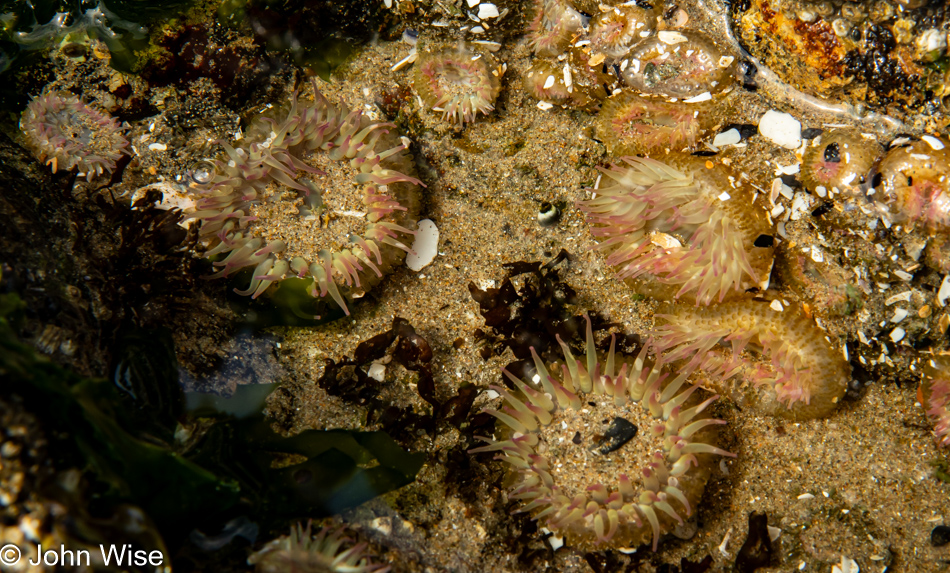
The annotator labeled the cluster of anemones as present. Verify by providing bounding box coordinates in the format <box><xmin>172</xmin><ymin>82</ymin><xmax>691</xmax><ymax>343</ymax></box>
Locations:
<box><xmin>248</xmin><ymin>522</ymin><xmax>390</xmax><ymax>573</ymax></box>
<box><xmin>471</xmin><ymin>315</ymin><xmax>733</xmax><ymax>550</ymax></box>
<box><xmin>411</xmin><ymin>46</ymin><xmax>501</xmax><ymax>125</ymax></box>
<box><xmin>577</xmin><ymin>154</ymin><xmax>774</xmax><ymax>306</ymax></box>
<box><xmin>652</xmin><ymin>299</ymin><xmax>851</xmax><ymax>420</ymax></box>
<box><xmin>19</xmin><ymin>91</ymin><xmax>130</xmax><ymax>180</ymax></box>
<box><xmin>190</xmin><ymin>79</ymin><xmax>422</xmax><ymax>315</ymax></box>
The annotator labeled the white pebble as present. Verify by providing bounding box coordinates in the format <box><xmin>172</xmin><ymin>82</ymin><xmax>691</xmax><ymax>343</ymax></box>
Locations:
<box><xmin>466</xmin><ymin>0</ymin><xmax>478</xmax><ymax>6</ymax></box>
<box><xmin>939</xmin><ymin>275</ymin><xmax>950</xmax><ymax>307</ymax></box>
<box><xmin>770</xmin><ymin>300</ymin><xmax>784</xmax><ymax>312</ymax></box>
<box><xmin>713</xmin><ymin>128</ymin><xmax>741</xmax><ymax>147</ymax></box>
<box><xmin>758</xmin><ymin>110</ymin><xmax>802</xmax><ymax>149</ymax></box>
<box><xmin>148</xmin><ymin>142</ymin><xmax>167</xmax><ymax>152</ymax></box>
<box><xmin>923</xmin><ymin>134</ymin><xmax>946</xmax><ymax>151</ymax></box>
<box><xmin>891</xmin><ymin>308</ymin><xmax>909</xmax><ymax>323</ymax></box>
<box><xmin>477</xmin><ymin>2</ymin><xmax>499</xmax><ymax>18</ymax></box>
<box><xmin>406</xmin><ymin>219</ymin><xmax>439</xmax><ymax>271</ymax></box>
<box><xmin>890</xmin><ymin>327</ymin><xmax>905</xmax><ymax>343</ymax></box>
<box><xmin>367</xmin><ymin>362</ymin><xmax>386</xmax><ymax>382</ymax></box>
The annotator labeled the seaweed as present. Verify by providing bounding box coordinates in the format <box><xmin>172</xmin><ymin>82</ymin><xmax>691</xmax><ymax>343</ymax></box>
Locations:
<box><xmin>317</xmin><ymin>316</ymin><xmax>479</xmax><ymax>443</ymax></box>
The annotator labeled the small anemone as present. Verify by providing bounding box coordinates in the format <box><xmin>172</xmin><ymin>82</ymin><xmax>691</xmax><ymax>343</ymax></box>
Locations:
<box><xmin>619</xmin><ymin>31</ymin><xmax>735</xmax><ymax>100</ymax></box>
<box><xmin>524</xmin><ymin>58</ymin><xmax>573</xmax><ymax>105</ymax></box>
<box><xmin>19</xmin><ymin>91</ymin><xmax>130</xmax><ymax>180</ymax></box>
<box><xmin>470</xmin><ymin>315</ymin><xmax>733</xmax><ymax>551</ymax></box>
<box><xmin>248</xmin><ymin>522</ymin><xmax>390</xmax><ymax>573</ymax></box>
<box><xmin>653</xmin><ymin>299</ymin><xmax>851</xmax><ymax>419</ymax></box>
<box><xmin>577</xmin><ymin>154</ymin><xmax>774</xmax><ymax>306</ymax></box>
<box><xmin>871</xmin><ymin>137</ymin><xmax>950</xmax><ymax>233</ymax></box>
<box><xmin>189</xmin><ymin>79</ymin><xmax>422</xmax><ymax>316</ymax></box>
<box><xmin>527</xmin><ymin>0</ymin><xmax>585</xmax><ymax>57</ymax></box>
<box><xmin>920</xmin><ymin>356</ymin><xmax>950</xmax><ymax>448</ymax></box>
<box><xmin>800</xmin><ymin>128</ymin><xmax>881</xmax><ymax>198</ymax></box>
<box><xmin>412</xmin><ymin>47</ymin><xmax>501</xmax><ymax>125</ymax></box>
<box><xmin>589</xmin><ymin>4</ymin><xmax>656</xmax><ymax>59</ymax></box>
<box><xmin>596</xmin><ymin>91</ymin><xmax>708</xmax><ymax>156</ymax></box>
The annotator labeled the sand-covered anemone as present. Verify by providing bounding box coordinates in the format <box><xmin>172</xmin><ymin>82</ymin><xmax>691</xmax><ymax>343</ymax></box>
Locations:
<box><xmin>920</xmin><ymin>356</ymin><xmax>950</xmax><ymax>448</ymax></box>
<box><xmin>619</xmin><ymin>31</ymin><xmax>735</xmax><ymax>100</ymax></box>
<box><xmin>190</xmin><ymin>79</ymin><xmax>422</xmax><ymax>315</ymax></box>
<box><xmin>578</xmin><ymin>154</ymin><xmax>774</xmax><ymax>306</ymax></box>
<box><xmin>596</xmin><ymin>92</ymin><xmax>708</xmax><ymax>156</ymax></box>
<box><xmin>19</xmin><ymin>91</ymin><xmax>130</xmax><ymax>180</ymax></box>
<box><xmin>800</xmin><ymin>128</ymin><xmax>881</xmax><ymax>198</ymax></box>
<box><xmin>412</xmin><ymin>47</ymin><xmax>501</xmax><ymax>125</ymax></box>
<box><xmin>527</xmin><ymin>0</ymin><xmax>585</xmax><ymax>57</ymax></box>
<box><xmin>471</xmin><ymin>316</ymin><xmax>733</xmax><ymax>550</ymax></box>
<box><xmin>653</xmin><ymin>299</ymin><xmax>851</xmax><ymax>419</ymax></box>
<box><xmin>524</xmin><ymin>51</ymin><xmax>609</xmax><ymax>110</ymax></box>
<box><xmin>871</xmin><ymin>136</ymin><xmax>950</xmax><ymax>232</ymax></box>
<box><xmin>248</xmin><ymin>522</ymin><xmax>390</xmax><ymax>573</ymax></box>
<box><xmin>589</xmin><ymin>4</ymin><xmax>656</xmax><ymax>59</ymax></box>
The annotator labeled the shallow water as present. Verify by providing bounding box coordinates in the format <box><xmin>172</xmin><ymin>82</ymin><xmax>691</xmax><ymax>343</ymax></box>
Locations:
<box><xmin>2</xmin><ymin>0</ymin><xmax>950</xmax><ymax>571</ymax></box>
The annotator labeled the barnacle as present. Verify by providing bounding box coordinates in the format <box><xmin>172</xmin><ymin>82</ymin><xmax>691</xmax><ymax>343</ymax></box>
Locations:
<box><xmin>412</xmin><ymin>47</ymin><xmax>501</xmax><ymax>125</ymax></box>
<box><xmin>800</xmin><ymin>128</ymin><xmax>881</xmax><ymax>198</ymax></box>
<box><xmin>248</xmin><ymin>522</ymin><xmax>390</xmax><ymax>573</ymax></box>
<box><xmin>620</xmin><ymin>31</ymin><xmax>735</xmax><ymax>100</ymax></box>
<box><xmin>471</xmin><ymin>315</ymin><xmax>733</xmax><ymax>550</ymax></box>
<box><xmin>871</xmin><ymin>137</ymin><xmax>950</xmax><ymax>232</ymax></box>
<box><xmin>653</xmin><ymin>299</ymin><xmax>851</xmax><ymax>419</ymax></box>
<box><xmin>189</xmin><ymin>79</ymin><xmax>422</xmax><ymax>315</ymax></box>
<box><xmin>19</xmin><ymin>91</ymin><xmax>130</xmax><ymax>180</ymax></box>
<box><xmin>596</xmin><ymin>92</ymin><xmax>708</xmax><ymax>156</ymax></box>
<box><xmin>527</xmin><ymin>0</ymin><xmax>585</xmax><ymax>57</ymax></box>
<box><xmin>920</xmin><ymin>356</ymin><xmax>950</xmax><ymax>448</ymax></box>
<box><xmin>578</xmin><ymin>154</ymin><xmax>774</xmax><ymax>306</ymax></box>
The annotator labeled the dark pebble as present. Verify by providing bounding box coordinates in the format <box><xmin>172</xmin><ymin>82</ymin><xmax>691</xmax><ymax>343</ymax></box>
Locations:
<box><xmin>595</xmin><ymin>417</ymin><xmax>638</xmax><ymax>455</ymax></box>
<box><xmin>932</xmin><ymin>525</ymin><xmax>950</xmax><ymax>547</ymax></box>
<box><xmin>723</xmin><ymin>123</ymin><xmax>758</xmax><ymax>140</ymax></box>
<box><xmin>801</xmin><ymin>127</ymin><xmax>823</xmax><ymax>139</ymax></box>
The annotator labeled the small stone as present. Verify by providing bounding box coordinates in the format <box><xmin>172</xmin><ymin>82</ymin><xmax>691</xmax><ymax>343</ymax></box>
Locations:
<box><xmin>758</xmin><ymin>110</ymin><xmax>802</xmax><ymax>149</ymax></box>
<box><xmin>406</xmin><ymin>219</ymin><xmax>439</xmax><ymax>271</ymax></box>
<box><xmin>714</xmin><ymin>128</ymin><xmax>742</xmax><ymax>147</ymax></box>
<box><xmin>931</xmin><ymin>525</ymin><xmax>950</xmax><ymax>547</ymax></box>
<box><xmin>594</xmin><ymin>417</ymin><xmax>637</xmax><ymax>454</ymax></box>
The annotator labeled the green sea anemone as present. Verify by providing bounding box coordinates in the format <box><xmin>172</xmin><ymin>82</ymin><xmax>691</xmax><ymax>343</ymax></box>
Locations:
<box><xmin>872</xmin><ymin>137</ymin><xmax>950</xmax><ymax>233</ymax></box>
<box><xmin>921</xmin><ymin>356</ymin><xmax>950</xmax><ymax>448</ymax></box>
<box><xmin>189</xmin><ymin>79</ymin><xmax>422</xmax><ymax>316</ymax></box>
<box><xmin>800</xmin><ymin>128</ymin><xmax>881</xmax><ymax>198</ymax></box>
<box><xmin>471</xmin><ymin>315</ymin><xmax>733</xmax><ymax>551</ymax></box>
<box><xmin>578</xmin><ymin>154</ymin><xmax>774</xmax><ymax>306</ymax></box>
<box><xmin>653</xmin><ymin>299</ymin><xmax>851</xmax><ymax>419</ymax></box>
<box><xmin>19</xmin><ymin>91</ymin><xmax>130</xmax><ymax>180</ymax></box>
<box><xmin>248</xmin><ymin>522</ymin><xmax>390</xmax><ymax>573</ymax></box>
<box><xmin>412</xmin><ymin>47</ymin><xmax>501</xmax><ymax>125</ymax></box>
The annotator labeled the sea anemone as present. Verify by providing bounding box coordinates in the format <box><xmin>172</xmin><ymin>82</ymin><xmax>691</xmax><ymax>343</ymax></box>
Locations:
<box><xmin>19</xmin><ymin>91</ymin><xmax>130</xmax><ymax>180</ymax></box>
<box><xmin>596</xmin><ymin>92</ymin><xmax>708</xmax><ymax>156</ymax></box>
<box><xmin>412</xmin><ymin>47</ymin><xmax>501</xmax><ymax>125</ymax></box>
<box><xmin>524</xmin><ymin>58</ymin><xmax>573</xmax><ymax>105</ymax></box>
<box><xmin>589</xmin><ymin>5</ymin><xmax>656</xmax><ymax>59</ymax></box>
<box><xmin>471</xmin><ymin>315</ymin><xmax>733</xmax><ymax>550</ymax></box>
<box><xmin>800</xmin><ymin>128</ymin><xmax>881</xmax><ymax>198</ymax></box>
<box><xmin>619</xmin><ymin>31</ymin><xmax>735</xmax><ymax>100</ymax></box>
<box><xmin>527</xmin><ymin>0</ymin><xmax>585</xmax><ymax>57</ymax></box>
<box><xmin>871</xmin><ymin>137</ymin><xmax>950</xmax><ymax>232</ymax></box>
<box><xmin>248</xmin><ymin>522</ymin><xmax>390</xmax><ymax>573</ymax></box>
<box><xmin>652</xmin><ymin>299</ymin><xmax>851</xmax><ymax>419</ymax></box>
<box><xmin>189</xmin><ymin>79</ymin><xmax>422</xmax><ymax>316</ymax></box>
<box><xmin>577</xmin><ymin>154</ymin><xmax>774</xmax><ymax>306</ymax></box>
<box><xmin>921</xmin><ymin>356</ymin><xmax>950</xmax><ymax>448</ymax></box>
<box><xmin>523</xmin><ymin>51</ymin><xmax>609</xmax><ymax>111</ymax></box>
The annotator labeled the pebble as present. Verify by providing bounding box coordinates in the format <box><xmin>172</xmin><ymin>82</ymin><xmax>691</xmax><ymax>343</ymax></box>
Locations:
<box><xmin>758</xmin><ymin>110</ymin><xmax>802</xmax><ymax>149</ymax></box>
<box><xmin>406</xmin><ymin>219</ymin><xmax>439</xmax><ymax>271</ymax></box>
<box><xmin>931</xmin><ymin>525</ymin><xmax>950</xmax><ymax>547</ymax></box>
<box><xmin>713</xmin><ymin>128</ymin><xmax>741</xmax><ymax>147</ymax></box>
